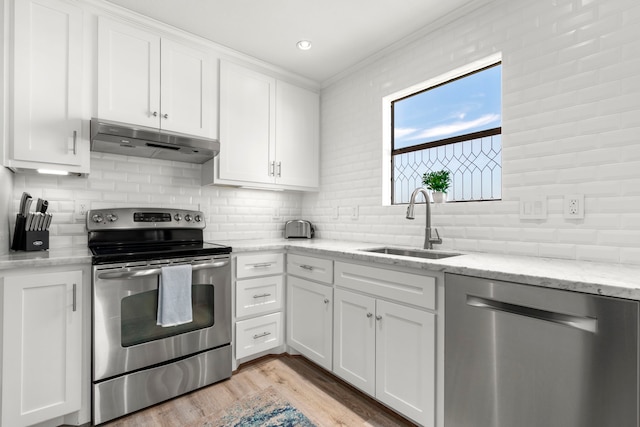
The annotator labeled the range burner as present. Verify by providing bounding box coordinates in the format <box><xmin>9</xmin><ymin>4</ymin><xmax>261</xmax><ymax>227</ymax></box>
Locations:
<box><xmin>87</xmin><ymin>207</ymin><xmax>231</xmax><ymax>264</ymax></box>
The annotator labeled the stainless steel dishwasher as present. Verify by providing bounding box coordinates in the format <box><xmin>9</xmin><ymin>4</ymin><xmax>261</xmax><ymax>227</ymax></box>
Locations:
<box><xmin>445</xmin><ymin>273</ymin><xmax>639</xmax><ymax>427</ymax></box>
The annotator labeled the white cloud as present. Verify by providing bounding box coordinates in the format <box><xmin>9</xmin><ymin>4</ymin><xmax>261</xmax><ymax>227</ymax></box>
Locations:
<box><xmin>394</xmin><ymin>127</ymin><xmax>419</xmax><ymax>139</ymax></box>
<box><xmin>407</xmin><ymin>114</ymin><xmax>500</xmax><ymax>141</ymax></box>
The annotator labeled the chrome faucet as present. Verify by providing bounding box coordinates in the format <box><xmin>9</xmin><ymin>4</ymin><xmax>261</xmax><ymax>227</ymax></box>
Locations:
<box><xmin>406</xmin><ymin>188</ymin><xmax>442</xmax><ymax>249</ymax></box>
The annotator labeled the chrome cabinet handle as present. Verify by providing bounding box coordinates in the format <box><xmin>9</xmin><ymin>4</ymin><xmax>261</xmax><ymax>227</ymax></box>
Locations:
<box><xmin>276</xmin><ymin>161</ymin><xmax>282</xmax><ymax>177</ymax></box>
<box><xmin>466</xmin><ymin>295</ymin><xmax>597</xmax><ymax>333</ymax></box>
<box><xmin>324</xmin><ymin>298</ymin><xmax>330</xmax><ymax>304</ymax></box>
<box><xmin>152</xmin><ymin>111</ymin><xmax>158</xmax><ymax>117</ymax></box>
<box><xmin>97</xmin><ymin>259</ymin><xmax>229</xmax><ymax>280</ymax></box>
<box><xmin>375</xmin><ymin>315</ymin><xmax>382</xmax><ymax>321</ymax></box>
<box><xmin>72</xmin><ymin>130</ymin><xmax>77</xmax><ymax>155</ymax></box>
<box><xmin>163</xmin><ymin>113</ymin><xmax>168</xmax><ymax>119</ymax></box>
<box><xmin>253</xmin><ymin>332</ymin><xmax>271</xmax><ymax>339</ymax></box>
<box><xmin>269</xmin><ymin>161</ymin><xmax>275</xmax><ymax>177</ymax></box>
<box><xmin>366</xmin><ymin>312</ymin><xmax>373</xmax><ymax>318</ymax></box>
<box><xmin>300</xmin><ymin>265</ymin><xmax>314</xmax><ymax>271</ymax></box>
<box><xmin>253</xmin><ymin>293</ymin><xmax>272</xmax><ymax>298</ymax></box>
<box><xmin>72</xmin><ymin>283</ymin><xmax>77</xmax><ymax>312</ymax></box>
<box><xmin>252</xmin><ymin>263</ymin><xmax>273</xmax><ymax>269</ymax></box>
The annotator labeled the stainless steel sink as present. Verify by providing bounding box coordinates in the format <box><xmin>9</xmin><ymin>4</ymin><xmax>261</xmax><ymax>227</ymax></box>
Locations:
<box><xmin>359</xmin><ymin>247</ymin><xmax>461</xmax><ymax>260</ymax></box>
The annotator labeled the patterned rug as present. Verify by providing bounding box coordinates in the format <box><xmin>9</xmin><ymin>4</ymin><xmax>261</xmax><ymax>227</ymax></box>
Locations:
<box><xmin>199</xmin><ymin>386</ymin><xmax>317</xmax><ymax>427</ymax></box>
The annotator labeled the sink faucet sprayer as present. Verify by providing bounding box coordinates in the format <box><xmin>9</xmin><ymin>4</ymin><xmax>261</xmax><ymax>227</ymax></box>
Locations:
<box><xmin>406</xmin><ymin>187</ymin><xmax>442</xmax><ymax>250</ymax></box>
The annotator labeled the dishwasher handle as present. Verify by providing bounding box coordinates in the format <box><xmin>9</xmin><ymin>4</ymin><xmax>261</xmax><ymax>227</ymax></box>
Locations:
<box><xmin>466</xmin><ymin>294</ymin><xmax>598</xmax><ymax>333</ymax></box>
<box><xmin>97</xmin><ymin>259</ymin><xmax>229</xmax><ymax>280</ymax></box>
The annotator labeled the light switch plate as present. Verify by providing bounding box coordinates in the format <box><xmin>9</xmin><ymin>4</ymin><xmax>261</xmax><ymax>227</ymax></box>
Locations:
<box><xmin>519</xmin><ymin>197</ymin><xmax>547</xmax><ymax>220</ymax></box>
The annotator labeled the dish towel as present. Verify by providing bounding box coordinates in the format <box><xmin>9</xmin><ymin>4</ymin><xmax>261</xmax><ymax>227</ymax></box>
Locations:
<box><xmin>157</xmin><ymin>264</ymin><xmax>193</xmax><ymax>327</ymax></box>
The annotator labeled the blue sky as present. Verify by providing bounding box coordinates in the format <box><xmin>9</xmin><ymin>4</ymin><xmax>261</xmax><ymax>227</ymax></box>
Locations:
<box><xmin>393</xmin><ymin>64</ymin><xmax>502</xmax><ymax>149</ymax></box>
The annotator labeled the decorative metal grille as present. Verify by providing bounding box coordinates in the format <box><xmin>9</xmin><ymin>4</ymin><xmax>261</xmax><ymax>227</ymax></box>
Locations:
<box><xmin>393</xmin><ymin>134</ymin><xmax>502</xmax><ymax>204</ymax></box>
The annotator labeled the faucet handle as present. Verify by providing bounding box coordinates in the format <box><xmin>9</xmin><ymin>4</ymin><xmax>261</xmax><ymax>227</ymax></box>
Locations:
<box><xmin>429</xmin><ymin>227</ymin><xmax>443</xmax><ymax>245</ymax></box>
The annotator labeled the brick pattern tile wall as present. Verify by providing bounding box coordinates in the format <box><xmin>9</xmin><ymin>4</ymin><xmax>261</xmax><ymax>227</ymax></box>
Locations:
<box><xmin>10</xmin><ymin>153</ymin><xmax>302</xmax><ymax>249</ymax></box>
<box><xmin>303</xmin><ymin>0</ymin><xmax>640</xmax><ymax>264</ymax></box>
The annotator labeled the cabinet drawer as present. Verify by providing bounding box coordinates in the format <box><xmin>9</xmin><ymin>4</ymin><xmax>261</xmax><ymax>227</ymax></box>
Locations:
<box><xmin>236</xmin><ymin>253</ymin><xmax>284</xmax><ymax>279</ymax></box>
<box><xmin>236</xmin><ymin>275</ymin><xmax>283</xmax><ymax>319</ymax></box>
<box><xmin>335</xmin><ymin>262</ymin><xmax>436</xmax><ymax>310</ymax></box>
<box><xmin>235</xmin><ymin>312</ymin><xmax>283</xmax><ymax>359</ymax></box>
<box><xmin>287</xmin><ymin>253</ymin><xmax>333</xmax><ymax>284</ymax></box>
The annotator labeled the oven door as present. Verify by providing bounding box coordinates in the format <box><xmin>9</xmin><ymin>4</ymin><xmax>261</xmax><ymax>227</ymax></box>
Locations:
<box><xmin>92</xmin><ymin>255</ymin><xmax>231</xmax><ymax>382</ymax></box>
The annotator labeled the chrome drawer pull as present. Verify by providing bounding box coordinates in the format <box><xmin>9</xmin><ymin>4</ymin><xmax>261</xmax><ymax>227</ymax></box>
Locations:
<box><xmin>253</xmin><ymin>293</ymin><xmax>272</xmax><ymax>298</ymax></box>
<box><xmin>300</xmin><ymin>264</ymin><xmax>314</xmax><ymax>271</ymax></box>
<box><xmin>252</xmin><ymin>263</ymin><xmax>273</xmax><ymax>268</ymax></box>
<box><xmin>253</xmin><ymin>332</ymin><xmax>271</xmax><ymax>339</ymax></box>
<box><xmin>72</xmin><ymin>283</ymin><xmax>77</xmax><ymax>312</ymax></box>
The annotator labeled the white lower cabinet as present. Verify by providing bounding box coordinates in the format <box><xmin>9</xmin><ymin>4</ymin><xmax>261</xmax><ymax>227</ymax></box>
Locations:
<box><xmin>333</xmin><ymin>262</ymin><xmax>438</xmax><ymax>427</ymax></box>
<box><xmin>1</xmin><ymin>269</ymin><xmax>84</xmax><ymax>427</ymax></box>
<box><xmin>234</xmin><ymin>253</ymin><xmax>285</xmax><ymax>362</ymax></box>
<box><xmin>286</xmin><ymin>276</ymin><xmax>333</xmax><ymax>370</ymax></box>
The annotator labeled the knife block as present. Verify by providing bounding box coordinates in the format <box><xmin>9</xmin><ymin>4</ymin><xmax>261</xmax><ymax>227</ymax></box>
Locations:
<box><xmin>11</xmin><ymin>214</ymin><xmax>49</xmax><ymax>251</ymax></box>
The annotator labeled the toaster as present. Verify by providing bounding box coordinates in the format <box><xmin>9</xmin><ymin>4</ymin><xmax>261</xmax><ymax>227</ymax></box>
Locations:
<box><xmin>284</xmin><ymin>220</ymin><xmax>315</xmax><ymax>238</ymax></box>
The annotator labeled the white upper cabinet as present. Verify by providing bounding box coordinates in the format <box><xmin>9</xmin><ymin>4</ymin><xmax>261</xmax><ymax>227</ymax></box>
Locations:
<box><xmin>97</xmin><ymin>17</ymin><xmax>217</xmax><ymax>138</ymax></box>
<box><xmin>208</xmin><ymin>60</ymin><xmax>319</xmax><ymax>191</ymax></box>
<box><xmin>6</xmin><ymin>0</ymin><xmax>89</xmax><ymax>173</ymax></box>
<box><xmin>218</xmin><ymin>61</ymin><xmax>275</xmax><ymax>184</ymax></box>
<box><xmin>275</xmin><ymin>80</ymin><xmax>320</xmax><ymax>188</ymax></box>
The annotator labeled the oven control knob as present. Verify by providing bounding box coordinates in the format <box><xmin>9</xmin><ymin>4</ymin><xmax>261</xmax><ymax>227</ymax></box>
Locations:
<box><xmin>184</xmin><ymin>214</ymin><xmax>192</xmax><ymax>222</ymax></box>
<box><xmin>92</xmin><ymin>214</ymin><xmax>103</xmax><ymax>223</ymax></box>
<box><xmin>194</xmin><ymin>214</ymin><xmax>202</xmax><ymax>222</ymax></box>
<box><xmin>174</xmin><ymin>214</ymin><xmax>182</xmax><ymax>222</ymax></box>
<box><xmin>106</xmin><ymin>213</ymin><xmax>118</xmax><ymax>222</ymax></box>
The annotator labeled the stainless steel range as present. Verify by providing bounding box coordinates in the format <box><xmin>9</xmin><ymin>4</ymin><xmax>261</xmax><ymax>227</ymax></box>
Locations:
<box><xmin>87</xmin><ymin>208</ymin><xmax>232</xmax><ymax>425</ymax></box>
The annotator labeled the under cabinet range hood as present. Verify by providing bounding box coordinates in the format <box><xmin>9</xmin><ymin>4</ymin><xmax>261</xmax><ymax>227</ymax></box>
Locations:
<box><xmin>90</xmin><ymin>118</ymin><xmax>219</xmax><ymax>164</ymax></box>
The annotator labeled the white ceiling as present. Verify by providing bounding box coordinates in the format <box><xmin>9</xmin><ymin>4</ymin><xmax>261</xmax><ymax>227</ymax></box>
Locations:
<box><xmin>105</xmin><ymin>0</ymin><xmax>485</xmax><ymax>84</ymax></box>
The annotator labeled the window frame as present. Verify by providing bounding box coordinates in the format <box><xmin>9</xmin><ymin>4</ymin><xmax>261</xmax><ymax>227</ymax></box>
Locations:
<box><xmin>381</xmin><ymin>53</ymin><xmax>502</xmax><ymax>206</ymax></box>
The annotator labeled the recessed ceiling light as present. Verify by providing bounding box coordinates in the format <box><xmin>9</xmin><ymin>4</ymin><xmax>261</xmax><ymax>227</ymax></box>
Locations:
<box><xmin>296</xmin><ymin>40</ymin><xmax>312</xmax><ymax>51</ymax></box>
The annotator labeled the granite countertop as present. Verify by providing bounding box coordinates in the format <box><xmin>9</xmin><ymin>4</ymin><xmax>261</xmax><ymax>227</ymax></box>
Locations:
<box><xmin>228</xmin><ymin>239</ymin><xmax>640</xmax><ymax>301</ymax></box>
<box><xmin>0</xmin><ymin>247</ymin><xmax>92</xmax><ymax>270</ymax></box>
<box><xmin>3</xmin><ymin>238</ymin><xmax>640</xmax><ymax>301</ymax></box>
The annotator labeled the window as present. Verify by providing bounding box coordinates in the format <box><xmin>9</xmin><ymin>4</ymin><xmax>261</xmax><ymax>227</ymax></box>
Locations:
<box><xmin>389</xmin><ymin>61</ymin><xmax>502</xmax><ymax>204</ymax></box>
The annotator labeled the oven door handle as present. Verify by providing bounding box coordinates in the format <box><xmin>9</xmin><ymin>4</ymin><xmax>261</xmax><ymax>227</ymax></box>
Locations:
<box><xmin>96</xmin><ymin>260</ymin><xmax>229</xmax><ymax>280</ymax></box>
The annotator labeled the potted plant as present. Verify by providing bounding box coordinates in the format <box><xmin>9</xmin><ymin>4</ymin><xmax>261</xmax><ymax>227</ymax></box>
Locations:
<box><xmin>422</xmin><ymin>170</ymin><xmax>451</xmax><ymax>203</ymax></box>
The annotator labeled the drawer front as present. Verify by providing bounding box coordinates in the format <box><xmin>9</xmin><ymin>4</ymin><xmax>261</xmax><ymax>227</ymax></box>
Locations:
<box><xmin>236</xmin><ymin>275</ymin><xmax>283</xmax><ymax>318</ymax></box>
<box><xmin>235</xmin><ymin>312</ymin><xmax>283</xmax><ymax>359</ymax></box>
<box><xmin>236</xmin><ymin>253</ymin><xmax>284</xmax><ymax>279</ymax></box>
<box><xmin>335</xmin><ymin>262</ymin><xmax>436</xmax><ymax>310</ymax></box>
<box><xmin>287</xmin><ymin>253</ymin><xmax>333</xmax><ymax>284</ymax></box>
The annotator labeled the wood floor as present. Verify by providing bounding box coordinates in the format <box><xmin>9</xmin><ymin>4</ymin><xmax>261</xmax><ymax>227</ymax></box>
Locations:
<box><xmin>103</xmin><ymin>355</ymin><xmax>418</xmax><ymax>427</ymax></box>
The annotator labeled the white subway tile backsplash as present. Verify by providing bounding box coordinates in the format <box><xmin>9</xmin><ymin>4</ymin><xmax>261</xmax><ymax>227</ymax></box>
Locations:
<box><xmin>303</xmin><ymin>0</ymin><xmax>640</xmax><ymax>264</ymax></box>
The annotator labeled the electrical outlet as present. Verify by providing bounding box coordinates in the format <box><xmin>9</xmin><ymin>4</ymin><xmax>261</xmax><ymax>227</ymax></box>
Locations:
<box><xmin>564</xmin><ymin>194</ymin><xmax>584</xmax><ymax>219</ymax></box>
<box><xmin>75</xmin><ymin>200</ymin><xmax>90</xmax><ymax>218</ymax></box>
<box><xmin>272</xmin><ymin>207</ymin><xmax>282</xmax><ymax>221</ymax></box>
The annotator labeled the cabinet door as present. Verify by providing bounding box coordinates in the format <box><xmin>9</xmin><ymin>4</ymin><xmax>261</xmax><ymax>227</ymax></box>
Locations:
<box><xmin>12</xmin><ymin>0</ymin><xmax>85</xmax><ymax>167</ymax></box>
<box><xmin>97</xmin><ymin>17</ymin><xmax>160</xmax><ymax>127</ymax></box>
<box><xmin>332</xmin><ymin>288</ymin><xmax>375</xmax><ymax>396</ymax></box>
<box><xmin>274</xmin><ymin>81</ymin><xmax>319</xmax><ymax>189</ymax></box>
<box><xmin>218</xmin><ymin>60</ymin><xmax>275</xmax><ymax>184</ymax></box>
<box><xmin>375</xmin><ymin>300</ymin><xmax>435</xmax><ymax>427</ymax></box>
<box><xmin>287</xmin><ymin>276</ymin><xmax>333</xmax><ymax>371</ymax></box>
<box><xmin>2</xmin><ymin>270</ymin><xmax>82</xmax><ymax>427</ymax></box>
<box><xmin>160</xmin><ymin>39</ymin><xmax>216</xmax><ymax>138</ymax></box>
